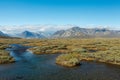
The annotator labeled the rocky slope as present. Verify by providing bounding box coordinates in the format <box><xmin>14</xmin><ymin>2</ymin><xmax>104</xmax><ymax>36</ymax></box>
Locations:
<box><xmin>52</xmin><ymin>27</ymin><xmax>120</xmax><ymax>38</ymax></box>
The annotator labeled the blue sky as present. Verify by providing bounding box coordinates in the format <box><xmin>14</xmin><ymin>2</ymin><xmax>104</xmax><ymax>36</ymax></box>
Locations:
<box><xmin>0</xmin><ymin>0</ymin><xmax>120</xmax><ymax>29</ymax></box>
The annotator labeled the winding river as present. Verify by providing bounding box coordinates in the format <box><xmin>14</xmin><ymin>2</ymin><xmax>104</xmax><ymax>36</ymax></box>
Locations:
<box><xmin>0</xmin><ymin>54</ymin><xmax>120</xmax><ymax>80</ymax></box>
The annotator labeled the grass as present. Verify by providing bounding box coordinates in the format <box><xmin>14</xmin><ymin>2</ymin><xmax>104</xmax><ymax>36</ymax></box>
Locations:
<box><xmin>56</xmin><ymin>53</ymin><xmax>80</xmax><ymax>67</ymax></box>
<box><xmin>0</xmin><ymin>50</ymin><xmax>15</xmax><ymax>64</ymax></box>
<box><xmin>0</xmin><ymin>38</ymin><xmax>120</xmax><ymax>66</ymax></box>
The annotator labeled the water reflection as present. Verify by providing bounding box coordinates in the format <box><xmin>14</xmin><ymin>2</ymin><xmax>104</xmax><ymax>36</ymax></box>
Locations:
<box><xmin>6</xmin><ymin>44</ymin><xmax>33</xmax><ymax>61</ymax></box>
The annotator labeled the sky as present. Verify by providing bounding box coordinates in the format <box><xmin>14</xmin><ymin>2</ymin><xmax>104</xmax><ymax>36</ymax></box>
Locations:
<box><xmin>0</xmin><ymin>0</ymin><xmax>120</xmax><ymax>30</ymax></box>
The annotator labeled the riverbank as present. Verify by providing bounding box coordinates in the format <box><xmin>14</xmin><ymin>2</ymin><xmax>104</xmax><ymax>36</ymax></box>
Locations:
<box><xmin>0</xmin><ymin>50</ymin><xmax>15</xmax><ymax>64</ymax></box>
<box><xmin>56</xmin><ymin>52</ymin><xmax>120</xmax><ymax>67</ymax></box>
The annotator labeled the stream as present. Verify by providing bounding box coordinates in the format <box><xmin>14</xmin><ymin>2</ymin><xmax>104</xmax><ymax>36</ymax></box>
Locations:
<box><xmin>0</xmin><ymin>54</ymin><xmax>120</xmax><ymax>80</ymax></box>
<box><xmin>0</xmin><ymin>44</ymin><xmax>120</xmax><ymax>80</ymax></box>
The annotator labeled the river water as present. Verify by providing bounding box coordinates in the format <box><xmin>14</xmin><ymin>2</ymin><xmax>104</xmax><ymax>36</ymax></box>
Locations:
<box><xmin>0</xmin><ymin>54</ymin><xmax>120</xmax><ymax>80</ymax></box>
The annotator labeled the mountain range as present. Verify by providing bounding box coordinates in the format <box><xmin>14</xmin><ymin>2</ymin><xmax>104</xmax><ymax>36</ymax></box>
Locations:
<box><xmin>0</xmin><ymin>26</ymin><xmax>120</xmax><ymax>38</ymax></box>
<box><xmin>52</xmin><ymin>27</ymin><xmax>120</xmax><ymax>38</ymax></box>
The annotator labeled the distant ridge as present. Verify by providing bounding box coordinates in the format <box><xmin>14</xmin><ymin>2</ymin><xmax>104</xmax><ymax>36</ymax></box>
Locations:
<box><xmin>52</xmin><ymin>26</ymin><xmax>120</xmax><ymax>38</ymax></box>
<box><xmin>1</xmin><ymin>26</ymin><xmax>120</xmax><ymax>39</ymax></box>
<box><xmin>17</xmin><ymin>31</ymin><xmax>46</xmax><ymax>39</ymax></box>
<box><xmin>0</xmin><ymin>31</ymin><xmax>9</xmax><ymax>37</ymax></box>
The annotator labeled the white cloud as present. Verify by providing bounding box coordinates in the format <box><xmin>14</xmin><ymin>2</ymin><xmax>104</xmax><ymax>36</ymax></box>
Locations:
<box><xmin>0</xmin><ymin>24</ymin><xmax>119</xmax><ymax>34</ymax></box>
<box><xmin>0</xmin><ymin>24</ymin><xmax>75</xmax><ymax>34</ymax></box>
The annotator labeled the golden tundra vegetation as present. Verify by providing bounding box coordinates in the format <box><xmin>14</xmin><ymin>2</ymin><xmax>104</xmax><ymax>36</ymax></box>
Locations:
<box><xmin>0</xmin><ymin>38</ymin><xmax>120</xmax><ymax>67</ymax></box>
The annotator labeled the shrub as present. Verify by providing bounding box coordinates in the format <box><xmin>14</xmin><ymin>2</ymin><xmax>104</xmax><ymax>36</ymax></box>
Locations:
<box><xmin>56</xmin><ymin>53</ymin><xmax>80</xmax><ymax>67</ymax></box>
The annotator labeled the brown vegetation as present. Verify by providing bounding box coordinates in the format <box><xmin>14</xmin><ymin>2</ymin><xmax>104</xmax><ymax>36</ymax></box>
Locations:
<box><xmin>56</xmin><ymin>53</ymin><xmax>80</xmax><ymax>67</ymax></box>
<box><xmin>0</xmin><ymin>38</ymin><xmax>120</xmax><ymax>66</ymax></box>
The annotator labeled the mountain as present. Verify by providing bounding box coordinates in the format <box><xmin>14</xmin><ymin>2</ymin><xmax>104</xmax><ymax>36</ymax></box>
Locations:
<box><xmin>37</xmin><ymin>32</ymin><xmax>52</xmax><ymax>38</ymax></box>
<box><xmin>84</xmin><ymin>28</ymin><xmax>120</xmax><ymax>37</ymax></box>
<box><xmin>1</xmin><ymin>26</ymin><xmax>120</xmax><ymax>39</ymax></box>
<box><xmin>18</xmin><ymin>31</ymin><xmax>46</xmax><ymax>39</ymax></box>
<box><xmin>53</xmin><ymin>27</ymin><xmax>88</xmax><ymax>38</ymax></box>
<box><xmin>0</xmin><ymin>31</ymin><xmax>9</xmax><ymax>37</ymax></box>
<box><xmin>52</xmin><ymin>26</ymin><xmax>120</xmax><ymax>38</ymax></box>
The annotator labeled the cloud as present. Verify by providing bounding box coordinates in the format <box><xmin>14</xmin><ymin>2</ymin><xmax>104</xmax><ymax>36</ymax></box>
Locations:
<box><xmin>0</xmin><ymin>24</ymin><xmax>75</xmax><ymax>34</ymax></box>
<box><xmin>0</xmin><ymin>24</ymin><xmax>119</xmax><ymax>34</ymax></box>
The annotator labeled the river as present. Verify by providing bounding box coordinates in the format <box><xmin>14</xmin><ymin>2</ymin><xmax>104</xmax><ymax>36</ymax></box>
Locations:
<box><xmin>0</xmin><ymin>54</ymin><xmax>120</xmax><ymax>80</ymax></box>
